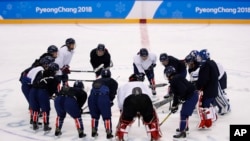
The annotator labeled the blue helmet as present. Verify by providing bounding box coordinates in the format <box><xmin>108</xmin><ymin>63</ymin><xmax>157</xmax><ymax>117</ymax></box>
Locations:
<box><xmin>47</xmin><ymin>45</ymin><xmax>58</xmax><ymax>54</ymax></box>
<box><xmin>101</xmin><ymin>69</ymin><xmax>111</xmax><ymax>78</ymax></box>
<box><xmin>73</xmin><ymin>80</ymin><xmax>84</xmax><ymax>89</ymax></box>
<box><xmin>185</xmin><ymin>50</ymin><xmax>199</xmax><ymax>63</ymax></box>
<box><xmin>139</xmin><ymin>48</ymin><xmax>149</xmax><ymax>57</ymax></box>
<box><xmin>39</xmin><ymin>56</ymin><xmax>55</xmax><ymax>66</ymax></box>
<box><xmin>164</xmin><ymin>66</ymin><xmax>176</xmax><ymax>77</ymax></box>
<box><xmin>159</xmin><ymin>53</ymin><xmax>168</xmax><ymax>62</ymax></box>
<box><xmin>198</xmin><ymin>49</ymin><xmax>210</xmax><ymax>62</ymax></box>
<box><xmin>48</xmin><ymin>62</ymin><xmax>59</xmax><ymax>71</ymax></box>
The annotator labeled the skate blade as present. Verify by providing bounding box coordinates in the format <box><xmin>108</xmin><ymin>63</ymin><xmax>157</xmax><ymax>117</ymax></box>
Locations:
<box><xmin>44</xmin><ymin>130</ymin><xmax>51</xmax><ymax>135</ymax></box>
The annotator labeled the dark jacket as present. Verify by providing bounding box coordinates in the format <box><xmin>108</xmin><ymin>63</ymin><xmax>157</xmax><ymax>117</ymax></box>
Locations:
<box><xmin>31</xmin><ymin>53</ymin><xmax>53</xmax><ymax>67</ymax></box>
<box><xmin>32</xmin><ymin>70</ymin><xmax>60</xmax><ymax>97</ymax></box>
<box><xmin>165</xmin><ymin>56</ymin><xmax>187</xmax><ymax>78</ymax></box>
<box><xmin>169</xmin><ymin>74</ymin><xmax>196</xmax><ymax>107</ymax></box>
<box><xmin>90</xmin><ymin>49</ymin><xmax>111</xmax><ymax>69</ymax></box>
<box><xmin>92</xmin><ymin>77</ymin><xmax>118</xmax><ymax>101</ymax></box>
<box><xmin>59</xmin><ymin>87</ymin><xmax>87</xmax><ymax>108</ymax></box>
<box><xmin>196</xmin><ymin>60</ymin><xmax>219</xmax><ymax>99</ymax></box>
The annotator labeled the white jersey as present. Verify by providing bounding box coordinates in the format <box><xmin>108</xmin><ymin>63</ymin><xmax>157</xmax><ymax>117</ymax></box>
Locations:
<box><xmin>189</xmin><ymin>67</ymin><xmax>200</xmax><ymax>82</ymax></box>
<box><xmin>216</xmin><ymin>62</ymin><xmax>225</xmax><ymax>80</ymax></box>
<box><xmin>117</xmin><ymin>81</ymin><xmax>153</xmax><ymax>110</ymax></box>
<box><xmin>27</xmin><ymin>66</ymin><xmax>44</xmax><ymax>84</ymax></box>
<box><xmin>133</xmin><ymin>53</ymin><xmax>157</xmax><ymax>73</ymax></box>
<box><xmin>55</xmin><ymin>47</ymin><xmax>74</xmax><ymax>75</ymax></box>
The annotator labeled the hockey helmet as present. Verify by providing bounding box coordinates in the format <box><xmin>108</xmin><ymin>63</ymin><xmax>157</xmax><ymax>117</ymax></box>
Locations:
<box><xmin>97</xmin><ymin>44</ymin><xmax>105</xmax><ymax>51</ymax></box>
<box><xmin>73</xmin><ymin>80</ymin><xmax>84</xmax><ymax>89</ymax></box>
<box><xmin>39</xmin><ymin>56</ymin><xmax>55</xmax><ymax>66</ymax></box>
<box><xmin>164</xmin><ymin>66</ymin><xmax>176</xmax><ymax>78</ymax></box>
<box><xmin>132</xmin><ymin>87</ymin><xmax>142</xmax><ymax>95</ymax></box>
<box><xmin>48</xmin><ymin>62</ymin><xmax>59</xmax><ymax>72</ymax></box>
<box><xmin>47</xmin><ymin>45</ymin><xmax>58</xmax><ymax>54</ymax></box>
<box><xmin>139</xmin><ymin>48</ymin><xmax>149</xmax><ymax>57</ymax></box>
<box><xmin>129</xmin><ymin>73</ymin><xmax>145</xmax><ymax>82</ymax></box>
<box><xmin>198</xmin><ymin>49</ymin><xmax>210</xmax><ymax>63</ymax></box>
<box><xmin>159</xmin><ymin>53</ymin><xmax>168</xmax><ymax>62</ymax></box>
<box><xmin>65</xmin><ymin>38</ymin><xmax>75</xmax><ymax>46</ymax></box>
<box><xmin>101</xmin><ymin>69</ymin><xmax>111</xmax><ymax>78</ymax></box>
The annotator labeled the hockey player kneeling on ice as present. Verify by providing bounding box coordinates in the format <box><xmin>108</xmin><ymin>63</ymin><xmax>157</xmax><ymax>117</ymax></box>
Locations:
<box><xmin>54</xmin><ymin>80</ymin><xmax>87</xmax><ymax>138</ymax></box>
<box><xmin>164</xmin><ymin>66</ymin><xmax>198</xmax><ymax>139</ymax></box>
<box><xmin>116</xmin><ymin>73</ymin><xmax>162</xmax><ymax>141</ymax></box>
<box><xmin>88</xmin><ymin>69</ymin><xmax>118</xmax><ymax>139</ymax></box>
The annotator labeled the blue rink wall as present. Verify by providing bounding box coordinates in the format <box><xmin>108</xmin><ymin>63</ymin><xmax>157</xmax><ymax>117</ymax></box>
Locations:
<box><xmin>0</xmin><ymin>0</ymin><xmax>250</xmax><ymax>24</ymax></box>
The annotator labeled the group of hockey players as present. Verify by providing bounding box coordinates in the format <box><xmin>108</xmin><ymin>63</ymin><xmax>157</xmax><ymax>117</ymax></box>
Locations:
<box><xmin>19</xmin><ymin>38</ymin><xmax>231</xmax><ymax>140</ymax></box>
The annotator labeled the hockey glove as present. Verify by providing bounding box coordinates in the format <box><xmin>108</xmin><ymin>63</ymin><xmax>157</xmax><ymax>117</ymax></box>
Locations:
<box><xmin>170</xmin><ymin>106</ymin><xmax>178</xmax><ymax>113</ymax></box>
<box><xmin>61</xmin><ymin>65</ymin><xmax>70</xmax><ymax>74</ymax></box>
<box><xmin>147</xmin><ymin>63</ymin><xmax>156</xmax><ymax>70</ymax></box>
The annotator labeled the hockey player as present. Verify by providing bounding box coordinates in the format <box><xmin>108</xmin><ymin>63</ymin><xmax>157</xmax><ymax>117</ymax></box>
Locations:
<box><xmin>184</xmin><ymin>50</ymin><xmax>200</xmax><ymax>85</ymax></box>
<box><xmin>20</xmin><ymin>45</ymin><xmax>58</xmax><ymax>105</ymax></box>
<box><xmin>90</xmin><ymin>43</ymin><xmax>112</xmax><ymax>78</ymax></box>
<box><xmin>159</xmin><ymin>53</ymin><xmax>186</xmax><ymax>98</ymax></box>
<box><xmin>215</xmin><ymin>62</ymin><xmax>230</xmax><ymax>115</ymax></box>
<box><xmin>116</xmin><ymin>73</ymin><xmax>162</xmax><ymax>141</ymax></box>
<box><xmin>164</xmin><ymin>66</ymin><xmax>198</xmax><ymax>139</ymax></box>
<box><xmin>55</xmin><ymin>38</ymin><xmax>75</xmax><ymax>86</ymax></box>
<box><xmin>28</xmin><ymin>60</ymin><xmax>60</xmax><ymax>132</ymax></box>
<box><xmin>159</xmin><ymin>53</ymin><xmax>186</xmax><ymax>78</ymax></box>
<box><xmin>54</xmin><ymin>80</ymin><xmax>87</xmax><ymax>138</ymax></box>
<box><xmin>31</xmin><ymin>45</ymin><xmax>58</xmax><ymax>67</ymax></box>
<box><xmin>21</xmin><ymin>56</ymin><xmax>55</xmax><ymax>125</ymax></box>
<box><xmin>133</xmin><ymin>48</ymin><xmax>157</xmax><ymax>96</ymax></box>
<box><xmin>88</xmin><ymin>69</ymin><xmax>118</xmax><ymax>139</ymax></box>
<box><xmin>196</xmin><ymin>49</ymin><xmax>219</xmax><ymax>129</ymax></box>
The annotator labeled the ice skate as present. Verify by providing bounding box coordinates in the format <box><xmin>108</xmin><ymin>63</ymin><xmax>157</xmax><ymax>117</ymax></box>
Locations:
<box><xmin>91</xmin><ymin>128</ymin><xmax>98</xmax><ymax>138</ymax></box>
<box><xmin>32</xmin><ymin>122</ymin><xmax>39</xmax><ymax>131</ymax></box>
<box><xmin>55</xmin><ymin>128</ymin><xmax>62</xmax><ymax>136</ymax></box>
<box><xmin>176</xmin><ymin>127</ymin><xmax>189</xmax><ymax>134</ymax></box>
<box><xmin>173</xmin><ymin>131</ymin><xmax>187</xmax><ymax>141</ymax></box>
<box><xmin>43</xmin><ymin>124</ymin><xmax>51</xmax><ymax>135</ymax></box>
<box><xmin>78</xmin><ymin>129</ymin><xmax>86</xmax><ymax>138</ymax></box>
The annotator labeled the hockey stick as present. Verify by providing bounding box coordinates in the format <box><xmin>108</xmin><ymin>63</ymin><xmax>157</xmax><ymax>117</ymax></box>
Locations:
<box><xmin>71</xmin><ymin>64</ymin><xmax>104</xmax><ymax>73</ymax></box>
<box><xmin>153</xmin><ymin>96</ymin><xmax>173</xmax><ymax>109</ymax></box>
<box><xmin>149</xmin><ymin>83</ymin><xmax>168</xmax><ymax>89</ymax></box>
<box><xmin>71</xmin><ymin>70</ymin><xmax>95</xmax><ymax>73</ymax></box>
<box><xmin>94</xmin><ymin>64</ymin><xmax>104</xmax><ymax>72</ymax></box>
<box><xmin>82</xmin><ymin>111</ymin><xmax>90</xmax><ymax>114</ymax></box>
<box><xmin>159</xmin><ymin>112</ymin><xmax>172</xmax><ymax>126</ymax></box>
<box><xmin>68</xmin><ymin>79</ymin><xmax>95</xmax><ymax>82</ymax></box>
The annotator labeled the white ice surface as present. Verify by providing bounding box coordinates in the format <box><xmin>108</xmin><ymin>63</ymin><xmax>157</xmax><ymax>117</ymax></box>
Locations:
<box><xmin>0</xmin><ymin>23</ymin><xmax>250</xmax><ymax>141</ymax></box>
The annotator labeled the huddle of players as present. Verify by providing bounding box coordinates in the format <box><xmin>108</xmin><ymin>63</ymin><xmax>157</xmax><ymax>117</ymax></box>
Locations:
<box><xmin>19</xmin><ymin>39</ymin><xmax>230</xmax><ymax>140</ymax></box>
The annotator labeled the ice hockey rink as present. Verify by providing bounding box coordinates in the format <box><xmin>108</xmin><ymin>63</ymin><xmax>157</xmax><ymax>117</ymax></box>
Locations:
<box><xmin>0</xmin><ymin>23</ymin><xmax>250</xmax><ymax>141</ymax></box>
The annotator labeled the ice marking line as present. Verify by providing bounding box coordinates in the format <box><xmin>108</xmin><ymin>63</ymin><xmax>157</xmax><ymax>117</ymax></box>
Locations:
<box><xmin>139</xmin><ymin>20</ymin><xmax>150</xmax><ymax>50</ymax></box>
<box><xmin>0</xmin><ymin>128</ymin><xmax>44</xmax><ymax>141</ymax></box>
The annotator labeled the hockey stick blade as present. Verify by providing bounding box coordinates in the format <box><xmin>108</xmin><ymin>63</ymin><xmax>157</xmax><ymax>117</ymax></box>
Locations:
<box><xmin>68</xmin><ymin>79</ymin><xmax>95</xmax><ymax>82</ymax></box>
<box><xmin>153</xmin><ymin>96</ymin><xmax>173</xmax><ymax>109</ymax></box>
<box><xmin>71</xmin><ymin>70</ymin><xmax>94</xmax><ymax>73</ymax></box>
<box><xmin>149</xmin><ymin>83</ymin><xmax>168</xmax><ymax>88</ymax></box>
